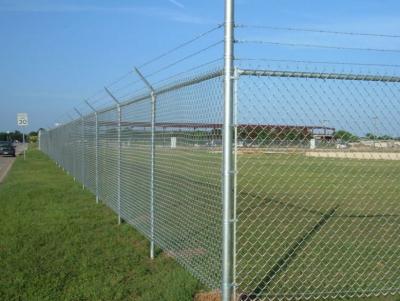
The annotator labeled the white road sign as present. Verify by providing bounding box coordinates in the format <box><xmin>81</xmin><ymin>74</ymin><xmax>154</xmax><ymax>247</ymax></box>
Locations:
<box><xmin>17</xmin><ymin>113</ymin><xmax>28</xmax><ymax>127</ymax></box>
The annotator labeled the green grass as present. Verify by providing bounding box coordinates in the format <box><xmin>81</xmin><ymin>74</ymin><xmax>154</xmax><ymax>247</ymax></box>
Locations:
<box><xmin>85</xmin><ymin>144</ymin><xmax>400</xmax><ymax>299</ymax></box>
<box><xmin>0</xmin><ymin>149</ymin><xmax>200</xmax><ymax>301</ymax></box>
<box><xmin>236</xmin><ymin>152</ymin><xmax>400</xmax><ymax>299</ymax></box>
<box><xmin>2</xmin><ymin>146</ymin><xmax>399</xmax><ymax>301</ymax></box>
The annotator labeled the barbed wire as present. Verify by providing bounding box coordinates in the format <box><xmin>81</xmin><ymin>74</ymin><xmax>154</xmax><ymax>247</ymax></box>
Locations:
<box><xmin>105</xmin><ymin>43</ymin><xmax>222</xmax><ymax>98</ymax></box>
<box><xmin>235</xmin><ymin>39</ymin><xmax>400</xmax><ymax>53</ymax></box>
<box><xmin>106</xmin><ymin>70</ymin><xmax>135</xmax><ymax>88</ymax></box>
<box><xmin>52</xmin><ymin>22</ymin><xmax>400</xmax><ymax>127</ymax></box>
<box><xmin>236</xmin><ymin>24</ymin><xmax>400</xmax><ymax>38</ymax></box>
<box><xmin>151</xmin><ymin>58</ymin><xmax>222</xmax><ymax>88</ymax></box>
<box><xmin>79</xmin><ymin>24</ymin><xmax>223</xmax><ymax>108</ymax></box>
<box><xmin>235</xmin><ymin>58</ymin><xmax>400</xmax><ymax>68</ymax></box>
<box><xmin>53</xmin><ymin>59</ymin><xmax>223</xmax><ymax>126</ymax></box>
<box><xmin>143</xmin><ymin>40</ymin><xmax>223</xmax><ymax>78</ymax></box>
<box><xmin>104</xmin><ymin>80</ymin><xmax>143</xmax><ymax>98</ymax></box>
<box><xmin>138</xmin><ymin>24</ymin><xmax>223</xmax><ymax>69</ymax></box>
<box><xmin>85</xmin><ymin>88</ymin><xmax>108</xmax><ymax>103</ymax></box>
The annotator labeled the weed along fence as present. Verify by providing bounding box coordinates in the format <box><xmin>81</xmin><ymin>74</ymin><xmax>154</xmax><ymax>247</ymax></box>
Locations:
<box><xmin>40</xmin><ymin>67</ymin><xmax>400</xmax><ymax>300</ymax></box>
<box><xmin>39</xmin><ymin>2</ymin><xmax>400</xmax><ymax>300</ymax></box>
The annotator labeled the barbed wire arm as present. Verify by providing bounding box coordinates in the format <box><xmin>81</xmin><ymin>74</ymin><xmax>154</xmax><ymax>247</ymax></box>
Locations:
<box><xmin>74</xmin><ymin>107</ymin><xmax>83</xmax><ymax>117</ymax></box>
<box><xmin>134</xmin><ymin>66</ymin><xmax>156</xmax><ymax>260</ymax></box>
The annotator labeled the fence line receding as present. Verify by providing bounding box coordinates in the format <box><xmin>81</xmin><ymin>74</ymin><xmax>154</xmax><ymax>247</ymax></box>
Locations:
<box><xmin>40</xmin><ymin>69</ymin><xmax>400</xmax><ymax>300</ymax></box>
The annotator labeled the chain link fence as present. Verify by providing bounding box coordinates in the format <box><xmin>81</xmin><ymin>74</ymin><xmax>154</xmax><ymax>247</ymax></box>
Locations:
<box><xmin>40</xmin><ymin>70</ymin><xmax>225</xmax><ymax>290</ymax></box>
<box><xmin>235</xmin><ymin>69</ymin><xmax>400</xmax><ymax>300</ymax></box>
<box><xmin>39</xmin><ymin>67</ymin><xmax>400</xmax><ymax>300</ymax></box>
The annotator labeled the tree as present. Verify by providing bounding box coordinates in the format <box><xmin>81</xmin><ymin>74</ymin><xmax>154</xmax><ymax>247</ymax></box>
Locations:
<box><xmin>0</xmin><ymin>130</ymin><xmax>24</xmax><ymax>142</ymax></box>
<box><xmin>365</xmin><ymin>133</ymin><xmax>393</xmax><ymax>140</ymax></box>
<box><xmin>365</xmin><ymin>133</ymin><xmax>376</xmax><ymax>140</ymax></box>
<box><xmin>334</xmin><ymin>130</ymin><xmax>359</xmax><ymax>142</ymax></box>
<box><xmin>379</xmin><ymin>135</ymin><xmax>393</xmax><ymax>140</ymax></box>
<box><xmin>29</xmin><ymin>135</ymin><xmax>38</xmax><ymax>143</ymax></box>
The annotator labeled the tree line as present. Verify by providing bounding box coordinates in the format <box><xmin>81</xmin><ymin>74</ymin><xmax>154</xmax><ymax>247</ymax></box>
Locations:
<box><xmin>334</xmin><ymin>130</ymin><xmax>398</xmax><ymax>142</ymax></box>
<box><xmin>0</xmin><ymin>130</ymin><xmax>39</xmax><ymax>143</ymax></box>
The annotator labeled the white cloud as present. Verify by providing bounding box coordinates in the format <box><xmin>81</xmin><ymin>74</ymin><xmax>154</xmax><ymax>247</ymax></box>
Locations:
<box><xmin>0</xmin><ymin>2</ymin><xmax>214</xmax><ymax>25</ymax></box>
<box><xmin>168</xmin><ymin>0</ymin><xmax>185</xmax><ymax>9</ymax></box>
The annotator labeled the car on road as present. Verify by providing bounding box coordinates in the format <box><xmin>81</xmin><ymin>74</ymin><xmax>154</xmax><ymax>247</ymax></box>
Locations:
<box><xmin>0</xmin><ymin>141</ymin><xmax>16</xmax><ymax>157</ymax></box>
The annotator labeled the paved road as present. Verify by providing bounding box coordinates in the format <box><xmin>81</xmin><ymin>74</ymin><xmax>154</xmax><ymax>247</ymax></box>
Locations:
<box><xmin>0</xmin><ymin>144</ymin><xmax>25</xmax><ymax>183</ymax></box>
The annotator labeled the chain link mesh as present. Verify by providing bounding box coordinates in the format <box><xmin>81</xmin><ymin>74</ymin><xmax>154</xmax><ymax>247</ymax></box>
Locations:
<box><xmin>40</xmin><ymin>70</ymin><xmax>225</xmax><ymax>290</ymax></box>
<box><xmin>39</xmin><ymin>67</ymin><xmax>400</xmax><ymax>300</ymax></box>
<box><xmin>235</xmin><ymin>69</ymin><xmax>400</xmax><ymax>300</ymax></box>
<box><xmin>120</xmin><ymin>98</ymin><xmax>152</xmax><ymax>237</ymax></box>
<box><xmin>153</xmin><ymin>74</ymin><xmax>224</xmax><ymax>288</ymax></box>
<box><xmin>98</xmin><ymin>108</ymin><xmax>119</xmax><ymax>213</ymax></box>
<box><xmin>84</xmin><ymin>114</ymin><xmax>97</xmax><ymax>194</ymax></box>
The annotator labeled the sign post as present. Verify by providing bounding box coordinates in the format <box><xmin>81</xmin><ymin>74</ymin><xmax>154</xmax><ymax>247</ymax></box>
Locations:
<box><xmin>17</xmin><ymin>113</ymin><xmax>28</xmax><ymax>160</ymax></box>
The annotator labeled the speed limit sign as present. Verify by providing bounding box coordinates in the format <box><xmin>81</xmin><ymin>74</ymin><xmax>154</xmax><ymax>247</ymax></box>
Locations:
<box><xmin>17</xmin><ymin>113</ymin><xmax>28</xmax><ymax>127</ymax></box>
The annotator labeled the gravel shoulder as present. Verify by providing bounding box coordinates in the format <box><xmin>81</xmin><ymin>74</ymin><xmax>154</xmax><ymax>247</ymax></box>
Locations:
<box><xmin>0</xmin><ymin>144</ymin><xmax>25</xmax><ymax>183</ymax></box>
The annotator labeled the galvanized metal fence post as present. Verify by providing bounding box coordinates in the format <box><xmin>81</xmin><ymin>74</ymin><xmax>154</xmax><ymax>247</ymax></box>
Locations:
<box><xmin>38</xmin><ymin>129</ymin><xmax>41</xmax><ymax>151</ymax></box>
<box><xmin>222</xmin><ymin>0</ymin><xmax>235</xmax><ymax>300</ymax></box>
<box><xmin>35</xmin><ymin>41</ymin><xmax>400</xmax><ymax>300</ymax></box>
<box><xmin>85</xmin><ymin>100</ymin><xmax>99</xmax><ymax>203</ymax></box>
<box><xmin>134</xmin><ymin>67</ymin><xmax>156</xmax><ymax>260</ymax></box>
<box><xmin>95</xmin><ymin>112</ymin><xmax>99</xmax><ymax>203</ymax></box>
<box><xmin>22</xmin><ymin>132</ymin><xmax>26</xmax><ymax>160</ymax></box>
<box><xmin>149</xmin><ymin>90</ymin><xmax>156</xmax><ymax>259</ymax></box>
<box><xmin>74</xmin><ymin>107</ymin><xmax>85</xmax><ymax>190</ymax></box>
<box><xmin>232</xmin><ymin>67</ymin><xmax>239</xmax><ymax>301</ymax></box>
<box><xmin>105</xmin><ymin>87</ymin><xmax>122</xmax><ymax>224</ymax></box>
<box><xmin>117</xmin><ymin>104</ymin><xmax>121</xmax><ymax>223</ymax></box>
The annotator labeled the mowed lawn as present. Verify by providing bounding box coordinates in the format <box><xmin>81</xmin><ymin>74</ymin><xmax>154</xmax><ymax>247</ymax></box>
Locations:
<box><xmin>236</xmin><ymin>152</ymin><xmax>400</xmax><ymax>299</ymax></box>
<box><xmin>88</xmin><ymin>144</ymin><xmax>400</xmax><ymax>300</ymax></box>
<box><xmin>0</xmin><ymin>149</ymin><xmax>199</xmax><ymax>301</ymax></box>
<box><xmin>1</xmin><ymin>147</ymin><xmax>399</xmax><ymax>301</ymax></box>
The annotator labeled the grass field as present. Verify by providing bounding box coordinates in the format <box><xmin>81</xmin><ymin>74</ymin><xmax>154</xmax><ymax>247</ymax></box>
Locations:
<box><xmin>19</xmin><ymin>144</ymin><xmax>400</xmax><ymax>301</ymax></box>
<box><xmin>0</xmin><ymin>149</ymin><xmax>200</xmax><ymax>301</ymax></box>
<box><xmin>102</xmin><ymin>144</ymin><xmax>400</xmax><ymax>300</ymax></box>
<box><xmin>236</xmin><ymin>152</ymin><xmax>400</xmax><ymax>299</ymax></box>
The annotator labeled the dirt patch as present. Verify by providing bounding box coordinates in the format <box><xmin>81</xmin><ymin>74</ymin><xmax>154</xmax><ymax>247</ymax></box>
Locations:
<box><xmin>305</xmin><ymin>151</ymin><xmax>400</xmax><ymax>160</ymax></box>
<box><xmin>194</xmin><ymin>290</ymin><xmax>221</xmax><ymax>301</ymax></box>
<box><xmin>0</xmin><ymin>157</ymin><xmax>16</xmax><ymax>183</ymax></box>
<box><xmin>236</xmin><ymin>147</ymin><xmax>307</xmax><ymax>155</ymax></box>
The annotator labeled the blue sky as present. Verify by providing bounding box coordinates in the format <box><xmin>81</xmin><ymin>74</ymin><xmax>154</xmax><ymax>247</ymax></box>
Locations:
<box><xmin>0</xmin><ymin>0</ymin><xmax>399</xmax><ymax>133</ymax></box>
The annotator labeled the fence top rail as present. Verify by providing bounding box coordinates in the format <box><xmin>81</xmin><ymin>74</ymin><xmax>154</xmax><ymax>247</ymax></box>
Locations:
<box><xmin>121</xmin><ymin>69</ymin><xmax>224</xmax><ymax>107</ymax></box>
<box><xmin>237</xmin><ymin>68</ymin><xmax>400</xmax><ymax>83</ymax></box>
<box><xmin>155</xmin><ymin>69</ymin><xmax>224</xmax><ymax>96</ymax></box>
<box><xmin>46</xmin><ymin>69</ymin><xmax>224</xmax><ymax>131</ymax></box>
<box><xmin>47</xmin><ymin>67</ymin><xmax>400</xmax><ymax>132</ymax></box>
<box><xmin>96</xmin><ymin>104</ymin><xmax>119</xmax><ymax>116</ymax></box>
